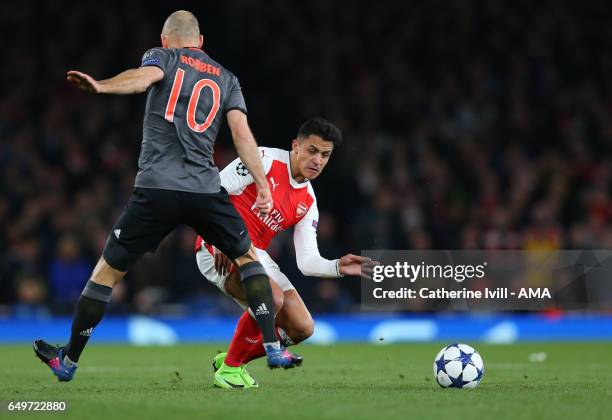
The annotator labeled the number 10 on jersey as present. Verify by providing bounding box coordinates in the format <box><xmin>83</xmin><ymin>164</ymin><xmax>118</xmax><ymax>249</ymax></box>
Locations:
<box><xmin>164</xmin><ymin>68</ymin><xmax>221</xmax><ymax>133</ymax></box>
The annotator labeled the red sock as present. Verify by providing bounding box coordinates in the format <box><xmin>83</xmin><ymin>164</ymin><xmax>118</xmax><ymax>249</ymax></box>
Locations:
<box><xmin>241</xmin><ymin>334</ymin><xmax>266</xmax><ymax>364</ymax></box>
<box><xmin>226</xmin><ymin>312</ymin><xmax>294</xmax><ymax>366</ymax></box>
<box><xmin>241</xmin><ymin>326</ymin><xmax>292</xmax><ymax>364</ymax></box>
<box><xmin>224</xmin><ymin>312</ymin><xmax>262</xmax><ymax>367</ymax></box>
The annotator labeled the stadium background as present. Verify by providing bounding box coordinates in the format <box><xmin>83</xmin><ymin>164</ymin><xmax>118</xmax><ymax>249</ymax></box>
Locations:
<box><xmin>2</xmin><ymin>0</ymin><xmax>612</xmax><ymax>343</ymax></box>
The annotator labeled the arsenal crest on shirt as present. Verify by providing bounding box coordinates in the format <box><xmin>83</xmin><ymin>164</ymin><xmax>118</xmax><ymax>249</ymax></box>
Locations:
<box><xmin>296</xmin><ymin>203</ymin><xmax>308</xmax><ymax>218</ymax></box>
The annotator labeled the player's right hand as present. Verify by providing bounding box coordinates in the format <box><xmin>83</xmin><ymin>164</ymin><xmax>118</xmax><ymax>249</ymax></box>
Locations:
<box><xmin>255</xmin><ymin>185</ymin><xmax>273</xmax><ymax>216</ymax></box>
<box><xmin>338</xmin><ymin>254</ymin><xmax>379</xmax><ymax>278</ymax></box>
<box><xmin>214</xmin><ymin>248</ymin><xmax>234</xmax><ymax>276</ymax></box>
<box><xmin>67</xmin><ymin>70</ymin><xmax>102</xmax><ymax>93</ymax></box>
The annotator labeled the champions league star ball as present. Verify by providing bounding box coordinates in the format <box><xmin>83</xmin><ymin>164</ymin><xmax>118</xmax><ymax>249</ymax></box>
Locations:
<box><xmin>433</xmin><ymin>343</ymin><xmax>484</xmax><ymax>389</ymax></box>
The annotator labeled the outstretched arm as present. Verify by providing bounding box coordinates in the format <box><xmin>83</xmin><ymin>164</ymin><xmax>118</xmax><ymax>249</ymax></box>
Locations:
<box><xmin>66</xmin><ymin>66</ymin><xmax>164</xmax><ymax>95</ymax></box>
<box><xmin>294</xmin><ymin>203</ymin><xmax>375</xmax><ymax>278</ymax></box>
<box><xmin>294</xmin><ymin>203</ymin><xmax>341</xmax><ymax>277</ymax></box>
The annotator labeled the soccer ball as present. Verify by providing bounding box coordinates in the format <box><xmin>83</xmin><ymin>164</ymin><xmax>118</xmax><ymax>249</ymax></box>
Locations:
<box><xmin>433</xmin><ymin>343</ymin><xmax>484</xmax><ymax>389</ymax></box>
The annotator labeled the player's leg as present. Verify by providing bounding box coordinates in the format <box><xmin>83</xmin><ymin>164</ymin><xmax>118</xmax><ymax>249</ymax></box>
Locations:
<box><xmin>221</xmin><ymin>271</ymin><xmax>286</xmax><ymax>365</ymax></box>
<box><xmin>211</xmin><ymin>271</ymin><xmax>287</xmax><ymax>388</ymax></box>
<box><xmin>194</xmin><ymin>245</ymin><xmax>285</xmax><ymax>313</ymax></box>
<box><xmin>222</xmin><ymin>270</ymin><xmax>285</xmax><ymax>313</ymax></box>
<box><xmin>248</xmin><ymin>259</ymin><xmax>309</xmax><ymax>350</ymax></box>
<box><xmin>228</xmin><ymin>289</ymin><xmax>312</xmax><ymax>368</ymax></box>
<box><xmin>195</xmin><ymin>248</ymin><xmax>284</xmax><ymax>388</ymax></box>
<box><xmin>233</xmin><ymin>246</ymin><xmax>291</xmax><ymax>366</ymax></box>
<box><xmin>219</xmin><ymin>259</ymin><xmax>306</xmax><ymax>369</ymax></box>
<box><xmin>33</xmin><ymin>188</ymin><xmax>177</xmax><ymax>381</ymax></box>
<box><xmin>32</xmin><ymin>256</ymin><xmax>125</xmax><ymax>382</ymax></box>
<box><xmin>188</xmin><ymin>189</ymin><xmax>292</xmax><ymax>369</ymax></box>
<box><xmin>275</xmin><ymin>289</ymin><xmax>314</xmax><ymax>345</ymax></box>
<box><xmin>61</xmin><ymin>258</ymin><xmax>124</xmax><ymax>360</ymax></box>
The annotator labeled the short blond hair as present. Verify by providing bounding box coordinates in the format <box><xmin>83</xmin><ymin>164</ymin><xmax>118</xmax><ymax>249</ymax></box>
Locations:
<box><xmin>162</xmin><ymin>10</ymin><xmax>200</xmax><ymax>42</ymax></box>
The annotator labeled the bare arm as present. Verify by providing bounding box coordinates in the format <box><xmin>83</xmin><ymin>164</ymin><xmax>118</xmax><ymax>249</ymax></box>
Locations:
<box><xmin>226</xmin><ymin>109</ymin><xmax>272</xmax><ymax>214</ymax></box>
<box><xmin>66</xmin><ymin>67</ymin><xmax>164</xmax><ymax>95</ymax></box>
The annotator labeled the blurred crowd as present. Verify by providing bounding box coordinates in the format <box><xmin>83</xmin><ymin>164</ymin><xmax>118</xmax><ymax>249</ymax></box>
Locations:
<box><xmin>2</xmin><ymin>0</ymin><xmax>612</xmax><ymax>314</ymax></box>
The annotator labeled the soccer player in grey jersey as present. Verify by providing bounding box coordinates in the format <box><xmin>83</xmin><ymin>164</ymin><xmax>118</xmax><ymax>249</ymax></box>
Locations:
<box><xmin>34</xmin><ymin>10</ymin><xmax>294</xmax><ymax>383</ymax></box>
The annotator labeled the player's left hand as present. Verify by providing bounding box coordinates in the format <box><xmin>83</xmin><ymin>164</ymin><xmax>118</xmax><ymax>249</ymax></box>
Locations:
<box><xmin>67</xmin><ymin>70</ymin><xmax>102</xmax><ymax>93</ymax></box>
<box><xmin>214</xmin><ymin>248</ymin><xmax>234</xmax><ymax>276</ymax></box>
<box><xmin>338</xmin><ymin>254</ymin><xmax>378</xmax><ymax>277</ymax></box>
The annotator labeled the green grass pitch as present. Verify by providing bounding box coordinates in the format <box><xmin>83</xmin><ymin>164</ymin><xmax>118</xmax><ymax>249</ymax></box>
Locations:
<box><xmin>1</xmin><ymin>343</ymin><xmax>611</xmax><ymax>419</ymax></box>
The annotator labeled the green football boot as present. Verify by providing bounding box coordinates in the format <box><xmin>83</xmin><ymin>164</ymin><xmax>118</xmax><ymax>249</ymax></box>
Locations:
<box><xmin>238</xmin><ymin>365</ymin><xmax>259</xmax><ymax>388</ymax></box>
<box><xmin>212</xmin><ymin>352</ymin><xmax>226</xmax><ymax>372</ymax></box>
<box><xmin>214</xmin><ymin>363</ymin><xmax>248</xmax><ymax>389</ymax></box>
<box><xmin>212</xmin><ymin>353</ymin><xmax>259</xmax><ymax>389</ymax></box>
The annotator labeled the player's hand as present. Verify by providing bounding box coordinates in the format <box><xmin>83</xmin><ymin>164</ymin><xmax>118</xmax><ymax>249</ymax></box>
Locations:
<box><xmin>255</xmin><ymin>185</ymin><xmax>273</xmax><ymax>216</ymax></box>
<box><xmin>338</xmin><ymin>254</ymin><xmax>378</xmax><ymax>277</ymax></box>
<box><xmin>67</xmin><ymin>70</ymin><xmax>102</xmax><ymax>93</ymax></box>
<box><xmin>214</xmin><ymin>248</ymin><xmax>234</xmax><ymax>276</ymax></box>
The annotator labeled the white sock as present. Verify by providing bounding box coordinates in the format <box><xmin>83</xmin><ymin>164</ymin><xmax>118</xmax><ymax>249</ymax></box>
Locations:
<box><xmin>63</xmin><ymin>354</ymin><xmax>78</xmax><ymax>368</ymax></box>
<box><xmin>263</xmin><ymin>341</ymin><xmax>281</xmax><ymax>351</ymax></box>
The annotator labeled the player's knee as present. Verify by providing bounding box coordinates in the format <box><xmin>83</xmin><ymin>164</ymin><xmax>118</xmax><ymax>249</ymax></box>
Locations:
<box><xmin>102</xmin><ymin>235</ymin><xmax>140</xmax><ymax>274</ymax></box>
<box><xmin>289</xmin><ymin>318</ymin><xmax>314</xmax><ymax>343</ymax></box>
<box><xmin>299</xmin><ymin>319</ymin><xmax>315</xmax><ymax>341</ymax></box>
<box><xmin>91</xmin><ymin>257</ymin><xmax>126</xmax><ymax>288</ymax></box>
<box><xmin>234</xmin><ymin>246</ymin><xmax>258</xmax><ymax>267</ymax></box>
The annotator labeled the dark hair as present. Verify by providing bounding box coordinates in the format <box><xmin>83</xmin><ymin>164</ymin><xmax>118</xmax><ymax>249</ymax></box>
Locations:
<box><xmin>297</xmin><ymin>117</ymin><xmax>342</xmax><ymax>146</ymax></box>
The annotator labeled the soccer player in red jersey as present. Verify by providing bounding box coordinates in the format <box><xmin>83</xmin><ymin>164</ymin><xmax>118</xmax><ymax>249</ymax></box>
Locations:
<box><xmin>195</xmin><ymin>117</ymin><xmax>371</xmax><ymax>388</ymax></box>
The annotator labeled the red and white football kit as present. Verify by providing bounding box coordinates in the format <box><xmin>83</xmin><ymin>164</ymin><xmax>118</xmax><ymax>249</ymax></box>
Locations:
<box><xmin>195</xmin><ymin>147</ymin><xmax>341</xmax><ymax>307</ymax></box>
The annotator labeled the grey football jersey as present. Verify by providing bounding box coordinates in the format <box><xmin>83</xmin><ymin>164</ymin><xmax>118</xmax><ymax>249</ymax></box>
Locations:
<box><xmin>135</xmin><ymin>47</ymin><xmax>247</xmax><ymax>193</ymax></box>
